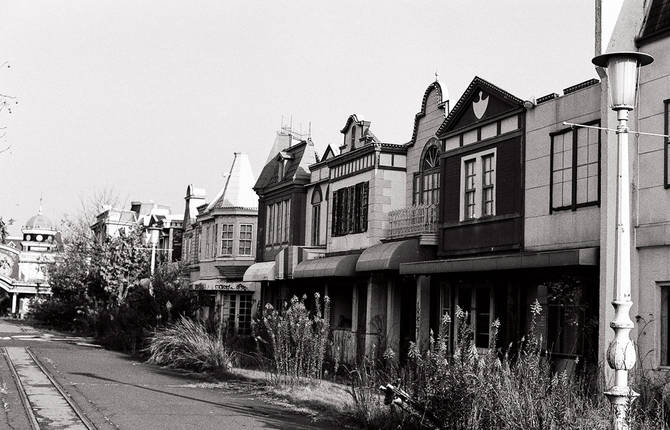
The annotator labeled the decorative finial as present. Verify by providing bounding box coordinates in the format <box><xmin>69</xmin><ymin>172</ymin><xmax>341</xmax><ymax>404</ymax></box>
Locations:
<box><xmin>434</xmin><ymin>70</ymin><xmax>439</xmax><ymax>82</ymax></box>
<box><xmin>38</xmin><ymin>193</ymin><xmax>43</xmax><ymax>215</ymax></box>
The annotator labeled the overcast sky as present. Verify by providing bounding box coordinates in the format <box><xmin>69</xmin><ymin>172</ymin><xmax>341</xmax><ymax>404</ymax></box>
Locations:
<box><xmin>0</xmin><ymin>0</ymin><xmax>596</xmax><ymax>235</ymax></box>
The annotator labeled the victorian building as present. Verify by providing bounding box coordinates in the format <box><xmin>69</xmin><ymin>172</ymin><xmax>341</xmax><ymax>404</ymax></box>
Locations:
<box><xmin>0</xmin><ymin>207</ymin><xmax>62</xmax><ymax>316</ymax></box>
<box><xmin>182</xmin><ymin>152</ymin><xmax>259</xmax><ymax>336</ymax></box>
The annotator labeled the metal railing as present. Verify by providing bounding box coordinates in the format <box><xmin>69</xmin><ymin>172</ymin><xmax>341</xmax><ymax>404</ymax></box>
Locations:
<box><xmin>386</xmin><ymin>203</ymin><xmax>438</xmax><ymax>239</ymax></box>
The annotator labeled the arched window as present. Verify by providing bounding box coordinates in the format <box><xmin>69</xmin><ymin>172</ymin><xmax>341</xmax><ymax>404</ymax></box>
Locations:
<box><xmin>311</xmin><ymin>187</ymin><xmax>322</xmax><ymax>246</ymax></box>
<box><xmin>413</xmin><ymin>139</ymin><xmax>441</xmax><ymax>205</ymax></box>
<box><xmin>350</xmin><ymin>126</ymin><xmax>357</xmax><ymax>150</ymax></box>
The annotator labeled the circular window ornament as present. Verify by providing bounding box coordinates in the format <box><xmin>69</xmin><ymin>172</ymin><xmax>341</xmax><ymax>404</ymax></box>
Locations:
<box><xmin>26</xmin><ymin>235</ymin><xmax>31</xmax><ymax>241</ymax></box>
<box><xmin>36</xmin><ymin>235</ymin><xmax>43</xmax><ymax>242</ymax></box>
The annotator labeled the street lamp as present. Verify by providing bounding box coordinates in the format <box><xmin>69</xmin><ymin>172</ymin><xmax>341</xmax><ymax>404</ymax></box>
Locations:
<box><xmin>592</xmin><ymin>50</ymin><xmax>654</xmax><ymax>430</ymax></box>
<box><xmin>148</xmin><ymin>225</ymin><xmax>161</xmax><ymax>296</ymax></box>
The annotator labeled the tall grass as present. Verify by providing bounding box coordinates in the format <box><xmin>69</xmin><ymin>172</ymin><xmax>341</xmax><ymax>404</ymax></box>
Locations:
<box><xmin>259</xmin><ymin>293</ymin><xmax>330</xmax><ymax>386</ymax></box>
<box><xmin>349</xmin><ymin>302</ymin><xmax>669</xmax><ymax>430</ymax></box>
<box><xmin>146</xmin><ymin>316</ymin><xmax>234</xmax><ymax>374</ymax></box>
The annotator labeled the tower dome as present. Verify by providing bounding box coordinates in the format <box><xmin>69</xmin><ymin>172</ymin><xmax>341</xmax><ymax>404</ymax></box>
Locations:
<box><xmin>24</xmin><ymin>213</ymin><xmax>56</xmax><ymax>231</ymax></box>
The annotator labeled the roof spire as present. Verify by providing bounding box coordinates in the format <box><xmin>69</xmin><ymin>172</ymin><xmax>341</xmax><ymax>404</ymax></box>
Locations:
<box><xmin>38</xmin><ymin>193</ymin><xmax>43</xmax><ymax>215</ymax></box>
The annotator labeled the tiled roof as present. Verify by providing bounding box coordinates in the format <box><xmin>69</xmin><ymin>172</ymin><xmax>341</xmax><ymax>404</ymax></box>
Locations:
<box><xmin>638</xmin><ymin>0</ymin><xmax>670</xmax><ymax>43</ymax></box>
<box><xmin>207</xmin><ymin>153</ymin><xmax>258</xmax><ymax>210</ymax></box>
<box><xmin>254</xmin><ymin>139</ymin><xmax>316</xmax><ymax>191</ymax></box>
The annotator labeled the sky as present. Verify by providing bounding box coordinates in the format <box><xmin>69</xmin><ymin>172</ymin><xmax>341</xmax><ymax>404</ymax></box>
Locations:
<box><xmin>0</xmin><ymin>0</ymin><xmax>597</xmax><ymax>236</ymax></box>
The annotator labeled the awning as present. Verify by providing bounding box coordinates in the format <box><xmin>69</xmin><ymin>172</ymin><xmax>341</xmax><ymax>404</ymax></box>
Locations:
<box><xmin>356</xmin><ymin>239</ymin><xmax>423</xmax><ymax>272</ymax></box>
<box><xmin>293</xmin><ymin>254</ymin><xmax>359</xmax><ymax>279</ymax></box>
<box><xmin>243</xmin><ymin>261</ymin><xmax>276</xmax><ymax>281</ymax></box>
<box><xmin>399</xmin><ymin>247</ymin><xmax>598</xmax><ymax>275</ymax></box>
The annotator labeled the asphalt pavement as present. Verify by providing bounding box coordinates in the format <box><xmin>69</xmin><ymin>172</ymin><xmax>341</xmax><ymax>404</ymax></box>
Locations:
<box><xmin>0</xmin><ymin>319</ymin><xmax>338</xmax><ymax>429</ymax></box>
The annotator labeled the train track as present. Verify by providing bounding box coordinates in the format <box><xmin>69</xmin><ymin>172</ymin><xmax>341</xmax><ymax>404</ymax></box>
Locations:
<box><xmin>3</xmin><ymin>346</ymin><xmax>97</xmax><ymax>429</ymax></box>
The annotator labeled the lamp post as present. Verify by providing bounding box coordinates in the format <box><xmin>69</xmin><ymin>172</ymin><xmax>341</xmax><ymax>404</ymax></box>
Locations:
<box><xmin>148</xmin><ymin>225</ymin><xmax>161</xmax><ymax>296</ymax></box>
<box><xmin>592</xmin><ymin>51</ymin><xmax>654</xmax><ymax>430</ymax></box>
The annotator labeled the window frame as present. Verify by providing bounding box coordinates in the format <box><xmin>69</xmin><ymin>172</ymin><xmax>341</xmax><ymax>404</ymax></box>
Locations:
<box><xmin>660</xmin><ymin>282</ymin><xmax>670</xmax><ymax>367</ymax></box>
<box><xmin>460</xmin><ymin>148</ymin><xmax>496</xmax><ymax>221</ymax></box>
<box><xmin>221</xmin><ymin>224</ymin><xmax>234</xmax><ymax>256</ymax></box>
<box><xmin>549</xmin><ymin>120</ymin><xmax>601</xmax><ymax>213</ymax></box>
<box><xmin>413</xmin><ymin>140</ymin><xmax>441</xmax><ymax>205</ymax></box>
<box><xmin>665</xmin><ymin>100</ymin><xmax>670</xmax><ymax>189</ymax></box>
<box><xmin>331</xmin><ymin>182</ymin><xmax>369</xmax><ymax>237</ymax></box>
<box><xmin>239</xmin><ymin>224</ymin><xmax>253</xmax><ymax>256</ymax></box>
<box><xmin>311</xmin><ymin>188</ymin><xmax>322</xmax><ymax>246</ymax></box>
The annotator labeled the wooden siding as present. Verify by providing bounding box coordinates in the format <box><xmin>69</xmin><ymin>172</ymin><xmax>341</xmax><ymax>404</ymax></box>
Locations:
<box><xmin>439</xmin><ymin>135</ymin><xmax>523</xmax><ymax>255</ymax></box>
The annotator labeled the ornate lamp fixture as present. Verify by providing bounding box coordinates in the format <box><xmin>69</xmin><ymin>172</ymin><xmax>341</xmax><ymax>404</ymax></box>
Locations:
<box><xmin>592</xmin><ymin>51</ymin><xmax>653</xmax><ymax>430</ymax></box>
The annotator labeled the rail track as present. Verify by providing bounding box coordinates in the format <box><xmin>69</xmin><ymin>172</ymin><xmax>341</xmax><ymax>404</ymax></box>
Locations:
<box><xmin>3</xmin><ymin>346</ymin><xmax>97</xmax><ymax>430</ymax></box>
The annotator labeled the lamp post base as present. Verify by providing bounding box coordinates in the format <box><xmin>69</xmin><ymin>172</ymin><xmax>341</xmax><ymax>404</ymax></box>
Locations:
<box><xmin>605</xmin><ymin>387</ymin><xmax>639</xmax><ymax>430</ymax></box>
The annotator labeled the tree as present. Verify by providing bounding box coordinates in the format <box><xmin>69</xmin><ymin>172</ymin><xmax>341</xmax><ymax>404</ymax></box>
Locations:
<box><xmin>60</xmin><ymin>187</ymin><xmax>126</xmax><ymax>243</ymax></box>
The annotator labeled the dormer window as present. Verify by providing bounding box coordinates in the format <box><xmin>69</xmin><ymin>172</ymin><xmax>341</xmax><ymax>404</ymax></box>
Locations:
<box><xmin>350</xmin><ymin>126</ymin><xmax>357</xmax><ymax>150</ymax></box>
<box><xmin>277</xmin><ymin>161</ymin><xmax>284</xmax><ymax>180</ymax></box>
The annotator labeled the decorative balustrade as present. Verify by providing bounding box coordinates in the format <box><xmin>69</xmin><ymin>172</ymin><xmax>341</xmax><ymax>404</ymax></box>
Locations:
<box><xmin>386</xmin><ymin>203</ymin><xmax>438</xmax><ymax>239</ymax></box>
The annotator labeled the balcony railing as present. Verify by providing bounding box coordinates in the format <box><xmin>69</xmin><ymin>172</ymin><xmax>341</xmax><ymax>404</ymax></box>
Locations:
<box><xmin>386</xmin><ymin>203</ymin><xmax>438</xmax><ymax>239</ymax></box>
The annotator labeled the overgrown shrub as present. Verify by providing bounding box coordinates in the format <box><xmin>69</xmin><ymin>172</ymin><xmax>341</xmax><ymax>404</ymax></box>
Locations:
<box><xmin>349</xmin><ymin>302</ymin><xmax>669</xmax><ymax>430</ymax></box>
<box><xmin>147</xmin><ymin>316</ymin><xmax>234</xmax><ymax>374</ymax></box>
<box><xmin>259</xmin><ymin>293</ymin><xmax>330</xmax><ymax>386</ymax></box>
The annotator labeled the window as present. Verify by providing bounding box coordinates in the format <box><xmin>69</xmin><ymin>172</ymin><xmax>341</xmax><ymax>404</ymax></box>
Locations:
<box><xmin>221</xmin><ymin>293</ymin><xmax>253</xmax><ymax>336</ymax></box>
<box><xmin>221</xmin><ymin>224</ymin><xmax>233</xmax><ymax>255</ymax></box>
<box><xmin>351</xmin><ymin>126</ymin><xmax>357</xmax><ymax>149</ymax></box>
<box><xmin>204</xmin><ymin>226</ymin><xmax>210</xmax><ymax>258</ymax></box>
<box><xmin>550</xmin><ymin>122</ymin><xmax>600</xmax><ymax>211</ymax></box>
<box><xmin>331</xmin><ymin>182</ymin><xmax>369</xmax><ymax>236</ymax></box>
<box><xmin>239</xmin><ymin>224</ymin><xmax>253</xmax><ymax>256</ymax></box>
<box><xmin>665</xmin><ymin>100</ymin><xmax>670</xmax><ymax>188</ymax></box>
<box><xmin>311</xmin><ymin>188</ymin><xmax>322</xmax><ymax>246</ymax></box>
<box><xmin>448</xmin><ymin>284</ymin><xmax>494</xmax><ymax>350</ymax></box>
<box><xmin>547</xmin><ymin>282</ymin><xmax>585</xmax><ymax>357</ymax></box>
<box><xmin>212</xmin><ymin>223</ymin><xmax>218</xmax><ymax>257</ymax></box>
<box><xmin>482</xmin><ymin>154</ymin><xmax>495</xmax><ymax>216</ymax></box>
<box><xmin>460</xmin><ymin>149</ymin><xmax>496</xmax><ymax>220</ymax></box>
<box><xmin>265</xmin><ymin>199</ymin><xmax>291</xmax><ymax>246</ymax></box>
<box><xmin>413</xmin><ymin>141</ymin><xmax>441</xmax><ymax>205</ymax></box>
<box><xmin>661</xmin><ymin>283</ymin><xmax>670</xmax><ymax>366</ymax></box>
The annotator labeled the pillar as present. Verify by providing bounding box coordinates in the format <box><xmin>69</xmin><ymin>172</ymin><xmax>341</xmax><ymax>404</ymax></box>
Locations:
<box><xmin>11</xmin><ymin>293</ymin><xmax>17</xmax><ymax>315</ymax></box>
<box><xmin>365</xmin><ymin>274</ymin><xmax>387</xmax><ymax>357</ymax></box>
<box><xmin>415</xmin><ymin>275</ymin><xmax>431</xmax><ymax>351</ymax></box>
<box><xmin>386</xmin><ymin>278</ymin><xmax>401</xmax><ymax>357</ymax></box>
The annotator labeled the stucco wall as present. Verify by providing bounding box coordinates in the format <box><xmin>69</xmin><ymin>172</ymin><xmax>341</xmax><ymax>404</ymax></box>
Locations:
<box><xmin>328</xmin><ymin>168</ymin><xmax>406</xmax><ymax>253</ymax></box>
<box><xmin>630</xmin><ymin>35</ymin><xmax>670</xmax><ymax>369</ymax></box>
<box><xmin>524</xmin><ymin>84</ymin><xmax>602</xmax><ymax>251</ymax></box>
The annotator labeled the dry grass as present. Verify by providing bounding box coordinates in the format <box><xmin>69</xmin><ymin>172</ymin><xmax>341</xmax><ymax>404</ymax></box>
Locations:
<box><xmin>146</xmin><ymin>316</ymin><xmax>234</xmax><ymax>374</ymax></box>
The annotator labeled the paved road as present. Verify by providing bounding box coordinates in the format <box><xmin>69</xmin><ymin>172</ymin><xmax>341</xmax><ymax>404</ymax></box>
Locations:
<box><xmin>0</xmin><ymin>319</ymin><xmax>338</xmax><ymax>429</ymax></box>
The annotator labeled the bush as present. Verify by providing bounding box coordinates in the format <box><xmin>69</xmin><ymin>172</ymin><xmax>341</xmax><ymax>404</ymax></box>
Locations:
<box><xmin>147</xmin><ymin>316</ymin><xmax>234</xmax><ymax>374</ymax></box>
<box><xmin>259</xmin><ymin>293</ymin><xmax>330</xmax><ymax>386</ymax></box>
<box><xmin>349</xmin><ymin>302</ymin><xmax>669</xmax><ymax>430</ymax></box>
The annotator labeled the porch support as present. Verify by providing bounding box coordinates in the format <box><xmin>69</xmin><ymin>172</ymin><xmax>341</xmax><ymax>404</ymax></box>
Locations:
<box><xmin>386</xmin><ymin>278</ymin><xmax>401</xmax><ymax>358</ymax></box>
<box><xmin>11</xmin><ymin>293</ymin><xmax>17</xmax><ymax>314</ymax></box>
<box><xmin>415</xmin><ymin>275</ymin><xmax>431</xmax><ymax>350</ymax></box>
<box><xmin>365</xmin><ymin>274</ymin><xmax>387</xmax><ymax>356</ymax></box>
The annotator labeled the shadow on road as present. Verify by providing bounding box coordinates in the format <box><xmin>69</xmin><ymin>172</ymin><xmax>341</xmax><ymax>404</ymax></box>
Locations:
<box><xmin>70</xmin><ymin>371</ymin><xmax>331</xmax><ymax>430</ymax></box>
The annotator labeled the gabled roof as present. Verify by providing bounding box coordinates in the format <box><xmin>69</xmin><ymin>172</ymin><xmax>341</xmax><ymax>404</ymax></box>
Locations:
<box><xmin>254</xmin><ymin>139</ymin><xmax>317</xmax><ymax>192</ymax></box>
<box><xmin>322</xmin><ymin>145</ymin><xmax>335</xmax><ymax>161</ymax></box>
<box><xmin>206</xmin><ymin>153</ymin><xmax>258</xmax><ymax>211</ymax></box>
<box><xmin>637</xmin><ymin>0</ymin><xmax>670</xmax><ymax>44</ymax></box>
<box><xmin>436</xmin><ymin>76</ymin><xmax>524</xmax><ymax>137</ymax></box>
<box><xmin>408</xmin><ymin>81</ymin><xmax>446</xmax><ymax>147</ymax></box>
<box><xmin>340</xmin><ymin>114</ymin><xmax>366</xmax><ymax>134</ymax></box>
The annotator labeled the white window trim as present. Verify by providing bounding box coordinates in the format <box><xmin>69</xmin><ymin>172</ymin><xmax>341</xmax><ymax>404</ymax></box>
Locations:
<box><xmin>239</xmin><ymin>223</ymin><xmax>254</xmax><ymax>256</ymax></box>
<box><xmin>459</xmin><ymin>148</ymin><xmax>497</xmax><ymax>221</ymax></box>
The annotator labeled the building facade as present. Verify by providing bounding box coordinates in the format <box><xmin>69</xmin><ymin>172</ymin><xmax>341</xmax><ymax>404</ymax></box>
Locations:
<box><xmin>181</xmin><ymin>153</ymin><xmax>259</xmax><ymax>336</ymax></box>
<box><xmin>0</xmin><ymin>208</ymin><xmax>61</xmax><ymax>316</ymax></box>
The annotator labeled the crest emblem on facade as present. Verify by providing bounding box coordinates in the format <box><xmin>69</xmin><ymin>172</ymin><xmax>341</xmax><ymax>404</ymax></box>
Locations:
<box><xmin>473</xmin><ymin>91</ymin><xmax>489</xmax><ymax>119</ymax></box>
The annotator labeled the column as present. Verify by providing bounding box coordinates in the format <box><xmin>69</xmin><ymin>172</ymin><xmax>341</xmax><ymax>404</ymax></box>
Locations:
<box><xmin>365</xmin><ymin>274</ymin><xmax>387</xmax><ymax>357</ymax></box>
<box><xmin>11</xmin><ymin>293</ymin><xmax>17</xmax><ymax>315</ymax></box>
<box><xmin>386</xmin><ymin>278</ymin><xmax>401</xmax><ymax>358</ymax></box>
<box><xmin>415</xmin><ymin>275</ymin><xmax>431</xmax><ymax>351</ymax></box>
